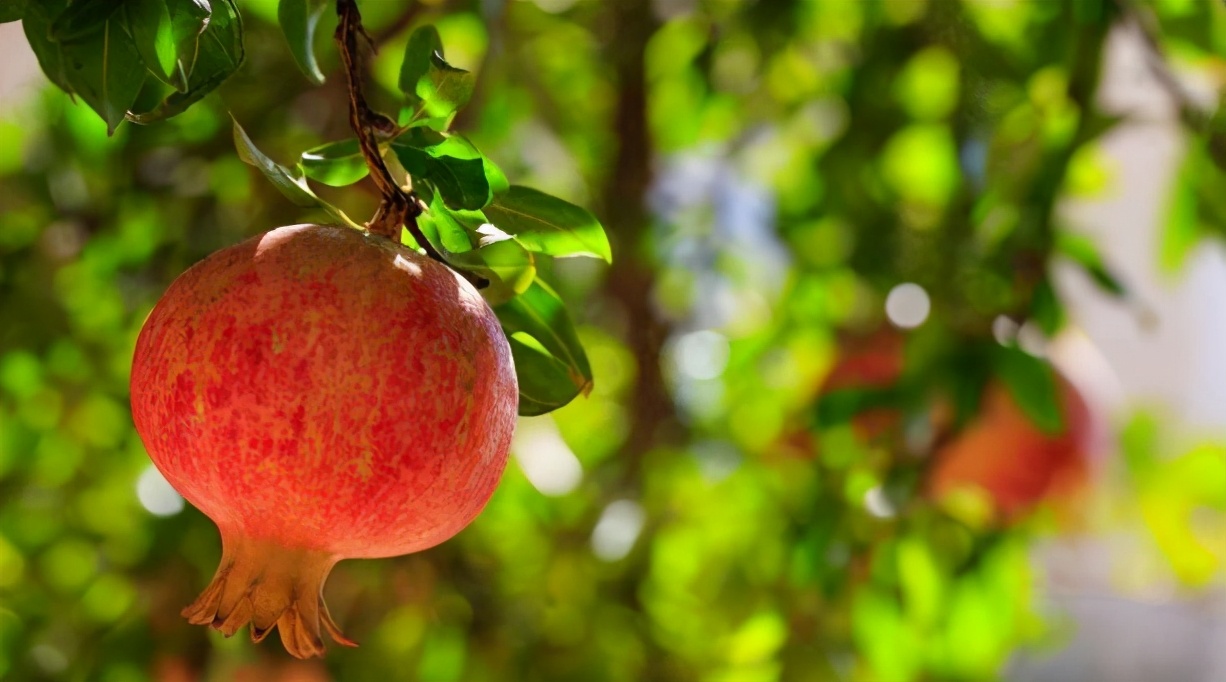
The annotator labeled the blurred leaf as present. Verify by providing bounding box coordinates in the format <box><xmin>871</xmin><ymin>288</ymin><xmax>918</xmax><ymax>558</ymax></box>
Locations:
<box><xmin>299</xmin><ymin>138</ymin><xmax>369</xmax><ymax>186</ymax></box>
<box><xmin>391</xmin><ymin>129</ymin><xmax>490</xmax><ymax>210</ymax></box>
<box><xmin>398</xmin><ymin>25</ymin><xmax>475</xmax><ymax>126</ymax></box>
<box><xmin>815</xmin><ymin>387</ymin><xmax>903</xmax><ymax>428</ymax></box>
<box><xmin>483</xmin><ymin>186</ymin><xmax>613</xmax><ymax>262</ymax></box>
<box><xmin>60</xmin><ymin>16</ymin><xmax>147</xmax><ymax>134</ymax></box>
<box><xmin>50</xmin><ymin>0</ymin><xmax>122</xmax><ymax>42</ymax></box>
<box><xmin>232</xmin><ymin>117</ymin><xmax>357</xmax><ymax>228</ymax></box>
<box><xmin>1056</xmin><ymin>232</ymin><xmax>1125</xmax><ymax>296</ymax></box>
<box><xmin>992</xmin><ymin>346</ymin><xmax>1062</xmax><ymax>434</ymax></box>
<box><xmin>124</xmin><ymin>0</ymin><xmax>182</xmax><ymax>90</ymax></box>
<box><xmin>1120</xmin><ymin>411</ymin><xmax>1159</xmax><ymax>476</ymax></box>
<box><xmin>127</xmin><ymin>0</ymin><xmax>242</xmax><ymax>124</ymax></box>
<box><xmin>897</xmin><ymin>537</ymin><xmax>944</xmax><ymax>628</ymax></box>
<box><xmin>1162</xmin><ymin>141</ymin><xmax>1206</xmax><ymax>272</ymax></box>
<box><xmin>495</xmin><ymin>280</ymin><xmax>593</xmax><ymax>416</ymax></box>
<box><xmin>278</xmin><ymin>0</ymin><xmax>327</xmax><ymax>85</ymax></box>
<box><xmin>0</xmin><ymin>0</ymin><xmax>25</xmax><ymax>23</ymax></box>
<box><xmin>1029</xmin><ymin>278</ymin><xmax>1064</xmax><ymax>336</ymax></box>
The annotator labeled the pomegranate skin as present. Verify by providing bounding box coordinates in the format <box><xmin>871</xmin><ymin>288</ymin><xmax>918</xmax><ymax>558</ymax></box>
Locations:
<box><xmin>130</xmin><ymin>225</ymin><xmax>517</xmax><ymax>656</ymax></box>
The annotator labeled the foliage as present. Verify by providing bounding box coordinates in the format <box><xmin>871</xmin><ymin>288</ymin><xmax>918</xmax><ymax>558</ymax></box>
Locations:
<box><xmin>0</xmin><ymin>0</ymin><xmax>1225</xmax><ymax>681</ymax></box>
<box><xmin>5</xmin><ymin>0</ymin><xmax>603</xmax><ymax>416</ymax></box>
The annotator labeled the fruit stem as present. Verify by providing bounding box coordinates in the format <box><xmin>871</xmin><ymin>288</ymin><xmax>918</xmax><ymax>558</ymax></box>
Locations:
<box><xmin>181</xmin><ymin>532</ymin><xmax>357</xmax><ymax>659</ymax></box>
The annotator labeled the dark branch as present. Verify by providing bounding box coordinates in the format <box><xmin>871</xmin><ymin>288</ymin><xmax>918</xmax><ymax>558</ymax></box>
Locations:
<box><xmin>334</xmin><ymin>0</ymin><xmax>487</xmax><ymax>289</ymax></box>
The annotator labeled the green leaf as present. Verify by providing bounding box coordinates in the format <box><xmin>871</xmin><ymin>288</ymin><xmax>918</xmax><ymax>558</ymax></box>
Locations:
<box><xmin>299</xmin><ymin>139</ymin><xmax>369</xmax><ymax>186</ymax></box>
<box><xmin>50</xmin><ymin>0</ymin><xmax>123</xmax><ymax>43</ymax></box>
<box><xmin>398</xmin><ymin>25</ymin><xmax>475</xmax><ymax>126</ymax></box>
<box><xmin>59</xmin><ymin>16</ymin><xmax>148</xmax><ymax>134</ymax></box>
<box><xmin>1161</xmin><ymin>140</ymin><xmax>1213</xmax><ymax>273</ymax></box>
<box><xmin>277</xmin><ymin>0</ymin><xmax>327</xmax><ymax>85</ymax></box>
<box><xmin>415</xmin><ymin>192</ymin><xmax>535</xmax><ymax>304</ymax></box>
<box><xmin>22</xmin><ymin>2</ymin><xmax>74</xmax><ymax>94</ymax></box>
<box><xmin>232</xmin><ymin>117</ymin><xmax>357</xmax><ymax>228</ymax></box>
<box><xmin>1055</xmin><ymin>232</ymin><xmax>1125</xmax><ymax>296</ymax></box>
<box><xmin>127</xmin><ymin>0</ymin><xmax>242</xmax><ymax>124</ymax></box>
<box><xmin>0</xmin><ymin>0</ymin><xmax>27</xmax><ymax>24</ymax></box>
<box><xmin>483</xmin><ymin>186</ymin><xmax>612</xmax><ymax>262</ymax></box>
<box><xmin>992</xmin><ymin>346</ymin><xmax>1062</xmax><ymax>435</ymax></box>
<box><xmin>391</xmin><ymin>129</ymin><xmax>491</xmax><ymax>210</ymax></box>
<box><xmin>445</xmin><ymin>239</ymin><xmax>537</xmax><ymax>305</ymax></box>
<box><xmin>125</xmin><ymin>0</ymin><xmax>181</xmax><ymax>90</ymax></box>
<box><xmin>415</xmin><ymin>190</ymin><xmax>478</xmax><ymax>252</ymax></box>
<box><xmin>165</xmin><ymin>0</ymin><xmax>213</xmax><ymax>84</ymax></box>
<box><xmin>1029</xmin><ymin>278</ymin><xmax>1064</xmax><ymax>337</ymax></box>
<box><xmin>495</xmin><ymin>280</ymin><xmax>594</xmax><ymax>416</ymax></box>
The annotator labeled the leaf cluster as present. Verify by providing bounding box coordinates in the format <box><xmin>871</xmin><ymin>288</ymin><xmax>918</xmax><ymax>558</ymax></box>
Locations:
<box><xmin>4</xmin><ymin>0</ymin><xmax>243</xmax><ymax>133</ymax></box>
<box><xmin>235</xmin><ymin>25</ymin><xmax>610</xmax><ymax>416</ymax></box>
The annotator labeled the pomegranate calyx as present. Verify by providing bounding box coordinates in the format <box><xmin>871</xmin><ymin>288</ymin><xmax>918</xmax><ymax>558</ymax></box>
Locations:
<box><xmin>181</xmin><ymin>533</ymin><xmax>356</xmax><ymax>659</ymax></box>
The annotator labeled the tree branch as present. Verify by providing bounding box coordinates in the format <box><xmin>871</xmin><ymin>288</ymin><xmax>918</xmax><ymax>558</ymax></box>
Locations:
<box><xmin>334</xmin><ymin>0</ymin><xmax>488</xmax><ymax>289</ymax></box>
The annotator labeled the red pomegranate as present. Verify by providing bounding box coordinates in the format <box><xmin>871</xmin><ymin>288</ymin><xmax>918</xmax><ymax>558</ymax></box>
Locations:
<box><xmin>130</xmin><ymin>225</ymin><xmax>517</xmax><ymax>658</ymax></box>
<box><xmin>928</xmin><ymin>375</ymin><xmax>1091</xmax><ymax>522</ymax></box>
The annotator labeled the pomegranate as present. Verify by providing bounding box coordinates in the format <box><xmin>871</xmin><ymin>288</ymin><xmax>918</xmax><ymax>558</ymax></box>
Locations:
<box><xmin>130</xmin><ymin>225</ymin><xmax>517</xmax><ymax>658</ymax></box>
<box><xmin>928</xmin><ymin>375</ymin><xmax>1091</xmax><ymax>521</ymax></box>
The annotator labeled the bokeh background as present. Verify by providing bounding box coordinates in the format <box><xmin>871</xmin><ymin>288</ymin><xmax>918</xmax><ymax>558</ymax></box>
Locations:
<box><xmin>2</xmin><ymin>0</ymin><xmax>1226</xmax><ymax>680</ymax></box>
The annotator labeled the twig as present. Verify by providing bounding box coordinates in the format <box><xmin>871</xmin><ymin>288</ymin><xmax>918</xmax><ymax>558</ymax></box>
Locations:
<box><xmin>333</xmin><ymin>3</ymin><xmax>426</xmax><ymax>239</ymax></box>
<box><xmin>334</xmin><ymin>0</ymin><xmax>487</xmax><ymax>288</ymax></box>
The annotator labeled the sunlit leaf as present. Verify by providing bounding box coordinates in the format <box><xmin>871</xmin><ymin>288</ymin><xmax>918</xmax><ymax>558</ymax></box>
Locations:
<box><xmin>494</xmin><ymin>280</ymin><xmax>593</xmax><ymax>416</ymax></box>
<box><xmin>398</xmin><ymin>24</ymin><xmax>475</xmax><ymax>126</ymax></box>
<box><xmin>391</xmin><ymin>129</ymin><xmax>490</xmax><ymax>210</ymax></box>
<box><xmin>127</xmin><ymin>0</ymin><xmax>242</xmax><ymax>124</ymax></box>
<box><xmin>125</xmin><ymin>0</ymin><xmax>182</xmax><ymax>90</ymax></box>
<box><xmin>299</xmin><ymin>138</ymin><xmax>369</xmax><ymax>186</ymax></box>
<box><xmin>165</xmin><ymin>0</ymin><xmax>212</xmax><ymax>84</ymax></box>
<box><xmin>278</xmin><ymin>0</ymin><xmax>327</xmax><ymax>85</ymax></box>
<box><xmin>415</xmin><ymin>192</ymin><xmax>535</xmax><ymax>304</ymax></box>
<box><xmin>483</xmin><ymin>186</ymin><xmax>612</xmax><ymax>262</ymax></box>
<box><xmin>232</xmin><ymin>117</ymin><xmax>357</xmax><ymax>228</ymax></box>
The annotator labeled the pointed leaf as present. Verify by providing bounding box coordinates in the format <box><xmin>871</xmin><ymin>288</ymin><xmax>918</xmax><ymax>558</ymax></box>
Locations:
<box><xmin>1056</xmin><ymin>232</ymin><xmax>1125</xmax><ymax>297</ymax></box>
<box><xmin>0</xmin><ymin>0</ymin><xmax>27</xmax><ymax>24</ymax></box>
<box><xmin>277</xmin><ymin>0</ymin><xmax>327</xmax><ymax>85</ymax></box>
<box><xmin>299</xmin><ymin>138</ymin><xmax>369</xmax><ymax>186</ymax></box>
<box><xmin>483</xmin><ymin>186</ymin><xmax>612</xmax><ymax>262</ymax></box>
<box><xmin>495</xmin><ymin>279</ymin><xmax>593</xmax><ymax>416</ymax></box>
<box><xmin>125</xmin><ymin>0</ymin><xmax>182</xmax><ymax>90</ymax></box>
<box><xmin>128</xmin><ymin>0</ymin><xmax>242</xmax><ymax>124</ymax></box>
<box><xmin>232</xmin><ymin>118</ymin><xmax>356</xmax><ymax>228</ymax></box>
<box><xmin>391</xmin><ymin>129</ymin><xmax>491</xmax><ymax>210</ymax></box>
<box><xmin>993</xmin><ymin>346</ymin><xmax>1063</xmax><ymax>435</ymax></box>
<box><xmin>50</xmin><ymin>0</ymin><xmax>123</xmax><ymax>42</ymax></box>
<box><xmin>60</xmin><ymin>16</ymin><xmax>147</xmax><ymax>134</ymax></box>
<box><xmin>398</xmin><ymin>25</ymin><xmax>475</xmax><ymax>125</ymax></box>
